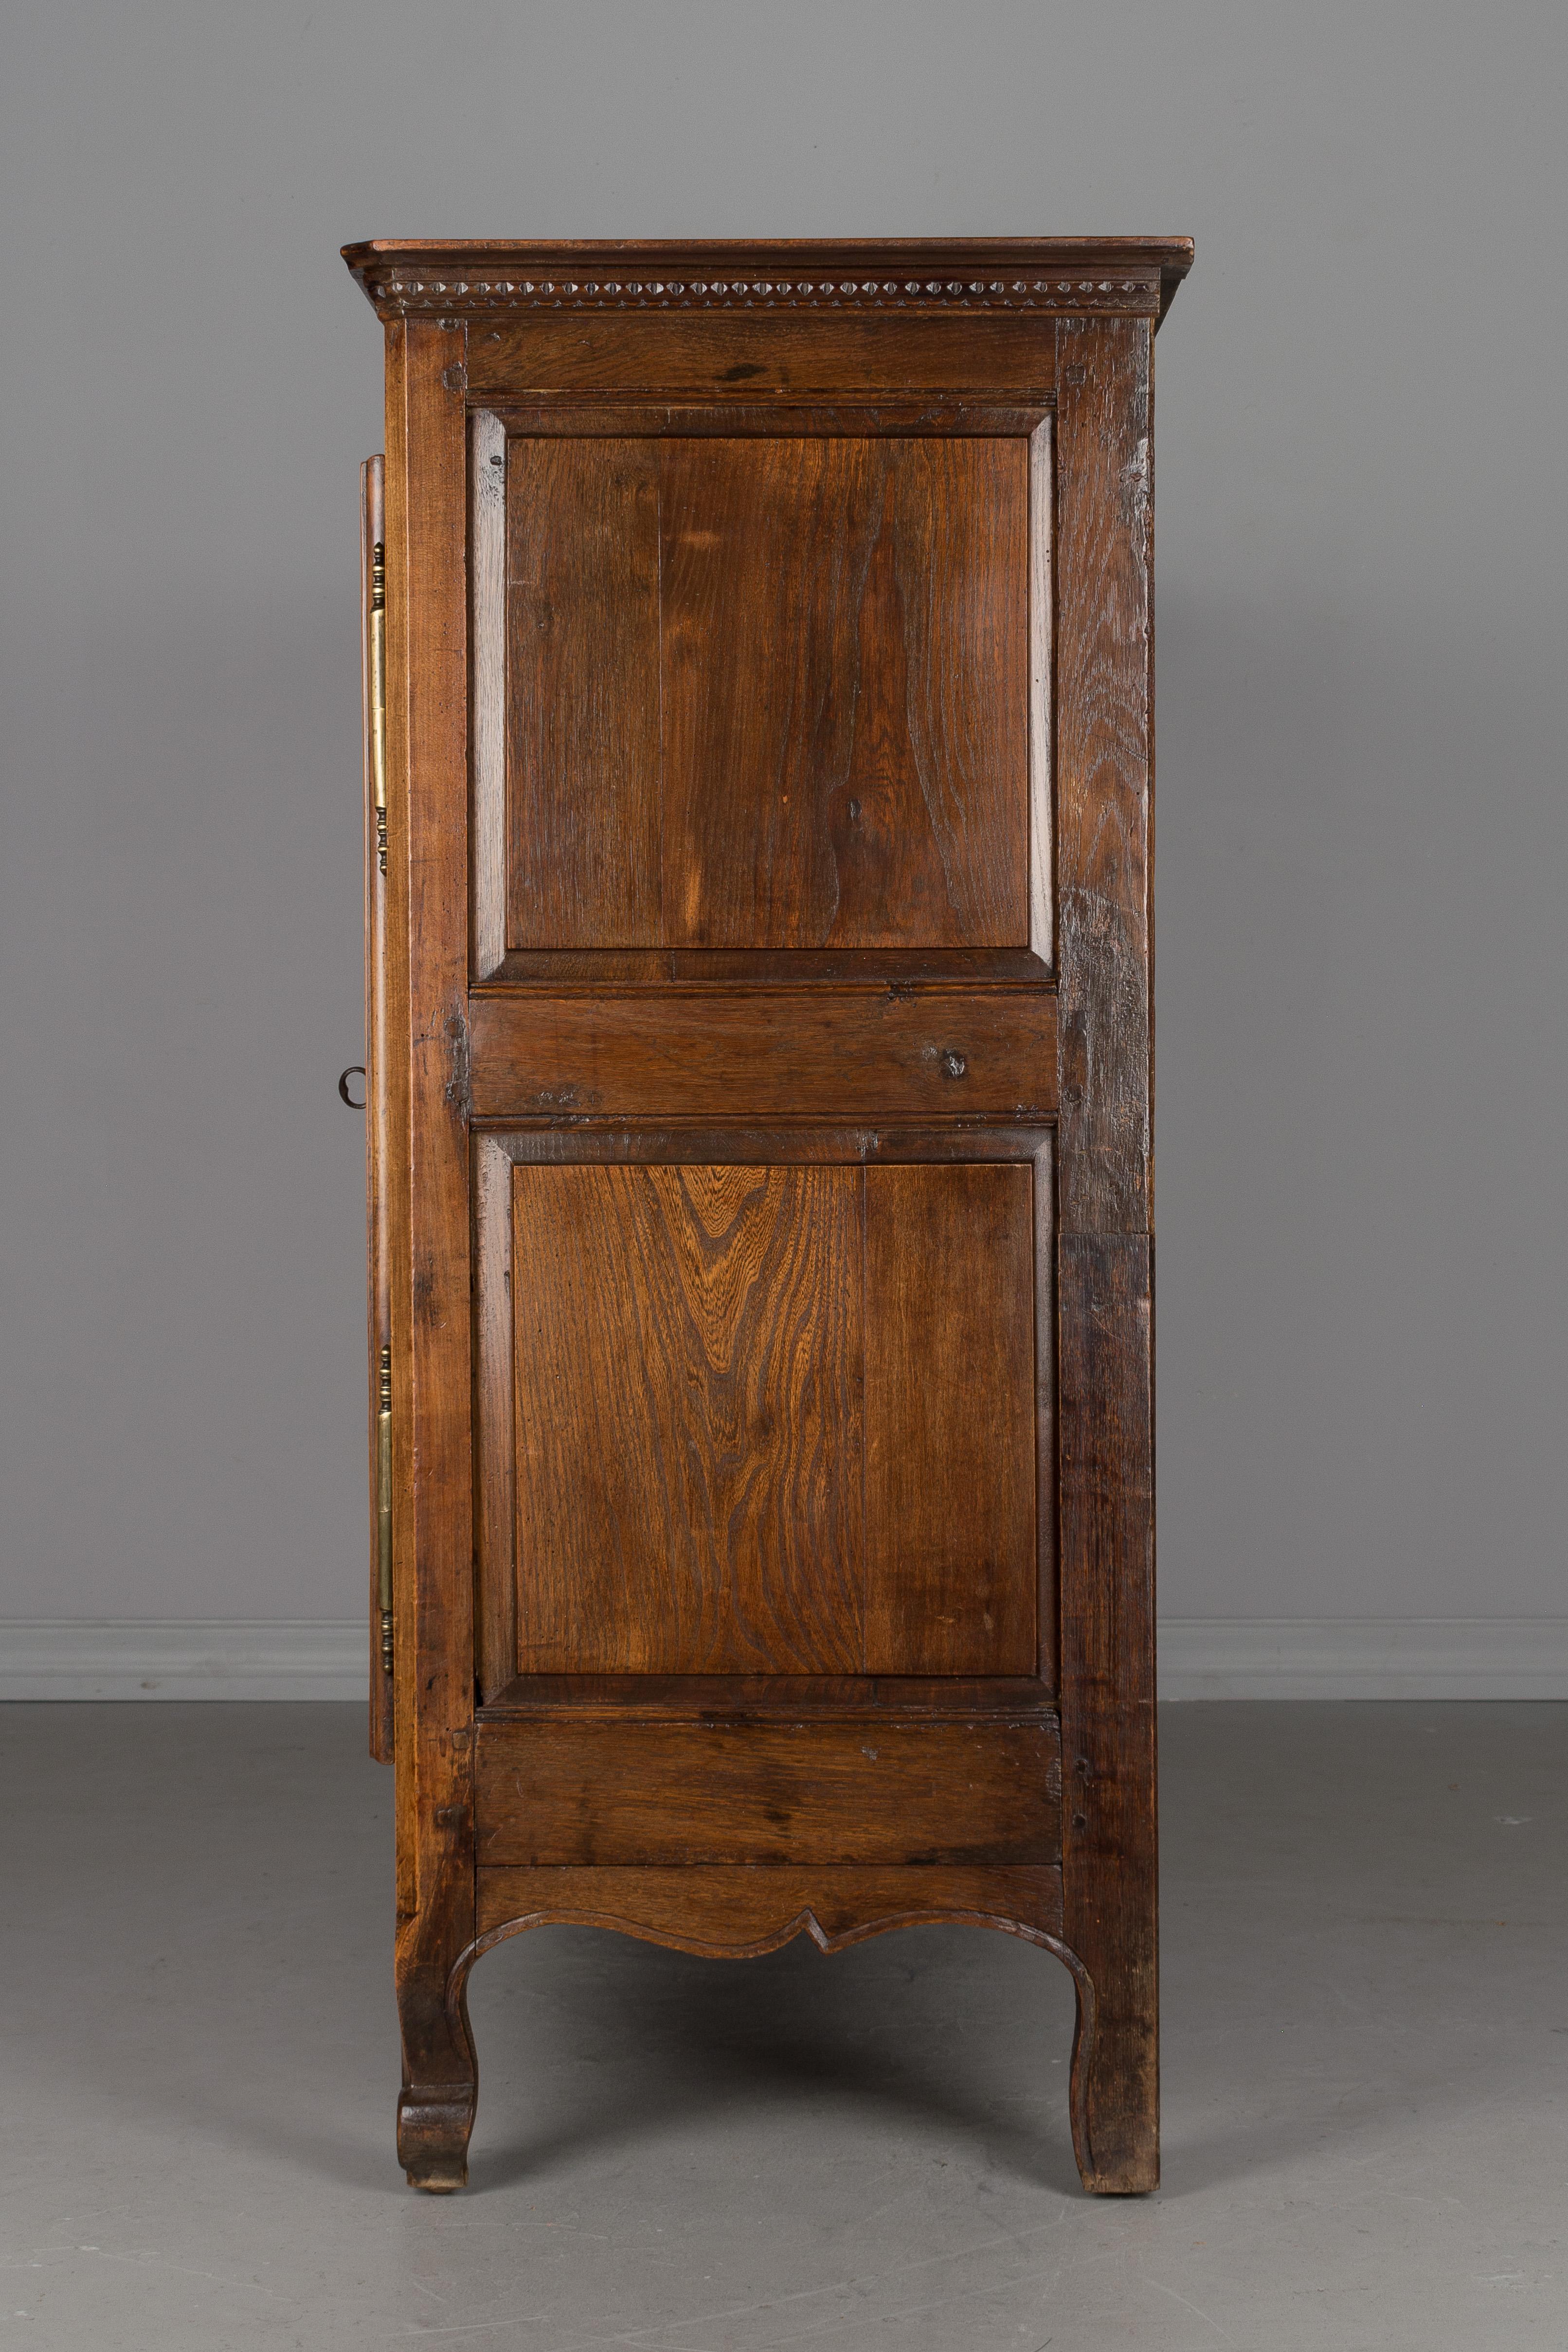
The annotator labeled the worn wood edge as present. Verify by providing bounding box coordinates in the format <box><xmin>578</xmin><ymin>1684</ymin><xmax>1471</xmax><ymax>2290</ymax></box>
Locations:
<box><xmin>477</xmin><ymin>1673</ymin><xmax>1059</xmax><ymax>1720</ymax></box>
<box><xmin>474</xmin><ymin>949</ymin><xmax>1056</xmax><ymax>987</ymax></box>
<box><xmin>489</xmin><ymin>399</ymin><xmax>1052</xmax><ymax>437</ymax></box>
<box><xmin>1051</xmin><ymin>316</ymin><xmax>1159</xmax><ymax>2193</ymax></box>
<box><xmin>390</xmin><ymin>320</ymin><xmax>480</xmax><ymax>2195</ymax></box>
<box><xmin>383</xmin><ymin>320</ymin><xmax>418</xmax><ymax>1910</ymax></box>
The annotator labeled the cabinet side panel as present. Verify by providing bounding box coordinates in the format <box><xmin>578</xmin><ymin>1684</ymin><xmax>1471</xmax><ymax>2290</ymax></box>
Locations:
<box><xmin>862</xmin><ymin>1163</ymin><xmax>1036</xmax><ymax>1673</ymax></box>
<box><xmin>505</xmin><ymin>439</ymin><xmax>662</xmax><ymax>947</ymax></box>
<box><xmin>513</xmin><ymin>1163</ymin><xmax>865</xmax><ymax>1672</ymax></box>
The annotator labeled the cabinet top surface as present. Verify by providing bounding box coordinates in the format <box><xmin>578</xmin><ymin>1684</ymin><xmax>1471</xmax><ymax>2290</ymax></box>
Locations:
<box><xmin>342</xmin><ymin>236</ymin><xmax>1193</xmax><ymax>323</ymax></box>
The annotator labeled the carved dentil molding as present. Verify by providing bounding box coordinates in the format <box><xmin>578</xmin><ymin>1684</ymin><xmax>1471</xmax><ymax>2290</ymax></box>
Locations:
<box><xmin>367</xmin><ymin>271</ymin><xmax>1161</xmax><ymax>318</ymax></box>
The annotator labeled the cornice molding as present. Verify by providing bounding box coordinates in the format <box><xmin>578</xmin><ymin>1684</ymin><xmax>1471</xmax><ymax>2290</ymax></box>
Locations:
<box><xmin>343</xmin><ymin>241</ymin><xmax>1193</xmax><ymax>325</ymax></box>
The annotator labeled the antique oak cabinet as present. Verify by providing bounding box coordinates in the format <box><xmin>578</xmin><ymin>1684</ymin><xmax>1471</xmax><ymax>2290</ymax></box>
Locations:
<box><xmin>343</xmin><ymin>237</ymin><xmax>1191</xmax><ymax>2195</ymax></box>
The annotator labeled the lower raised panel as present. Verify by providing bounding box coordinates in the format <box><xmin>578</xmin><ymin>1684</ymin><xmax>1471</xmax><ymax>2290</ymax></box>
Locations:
<box><xmin>474</xmin><ymin>1863</ymin><xmax>1066</xmax><ymax>1952</ymax></box>
<box><xmin>473</xmin><ymin>1714</ymin><xmax>1061</xmax><ymax>1867</ymax></box>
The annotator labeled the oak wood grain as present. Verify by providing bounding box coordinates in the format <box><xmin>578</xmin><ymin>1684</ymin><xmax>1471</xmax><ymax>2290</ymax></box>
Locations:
<box><xmin>659</xmin><ymin>435</ymin><xmax>1028</xmax><ymax>947</ymax></box>
<box><xmin>1054</xmin><ymin>318</ymin><xmax>1159</xmax><ymax>2194</ymax></box>
<box><xmin>344</xmin><ymin>235</ymin><xmax>1186</xmax><ymax>2201</ymax></box>
<box><xmin>479</xmin><ymin>1672</ymin><xmax>1054</xmax><ymax>1719</ymax></box>
<box><xmin>505</xmin><ymin>1156</ymin><xmax>1043</xmax><ymax>1680</ymax></box>
<box><xmin>505</xmin><ymin>437</ymin><xmax>662</xmax><ymax>948</ymax></box>
<box><xmin>474</xmin><ymin>1714</ymin><xmax>1060</xmax><ymax>1866</ymax></box>
<box><xmin>502</xmin><ymin>434</ymin><xmax>1030</xmax><ymax>953</ymax></box>
<box><xmin>388</xmin><ymin>317</ymin><xmax>479</xmax><ymax>2189</ymax></box>
<box><xmin>466</xmin><ymin>313</ymin><xmax>1060</xmax><ymax>400</ymax></box>
<box><xmin>513</xmin><ymin>1163</ymin><xmax>864</xmax><ymax>1673</ymax></box>
<box><xmin>467</xmin><ymin>987</ymin><xmax>1056</xmax><ymax>1122</ymax></box>
<box><xmin>863</xmin><ymin>1163</ymin><xmax>1036</xmax><ymax>1674</ymax></box>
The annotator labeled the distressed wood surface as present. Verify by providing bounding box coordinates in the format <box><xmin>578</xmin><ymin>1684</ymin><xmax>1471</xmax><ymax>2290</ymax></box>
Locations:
<box><xmin>493</xmin><ymin>399</ymin><xmax>1047</xmax><ymax>438</ymax></box>
<box><xmin>513</xmin><ymin>1162</ymin><xmax>865</xmax><ymax>1675</ymax></box>
<box><xmin>483</xmin><ymin>947</ymin><xmax>1052</xmax><ymax>985</ymax></box>
<box><xmin>388</xmin><ymin>317</ymin><xmax>479</xmax><ymax>2192</ymax></box>
<box><xmin>505</xmin><ymin>437</ymin><xmax>662</xmax><ymax>947</ymax></box>
<box><xmin>862</xmin><ymin>1163</ymin><xmax>1036</xmax><ymax>1673</ymax></box>
<box><xmin>472</xmin><ymin>1863</ymin><xmax>1065</xmax><ymax>1950</ymax></box>
<box><xmin>1053</xmin><ymin>315</ymin><xmax>1159</xmax><ymax>2194</ymax></box>
<box><xmin>479</xmin><ymin>1672</ymin><xmax>1054</xmax><ymax>1718</ymax></box>
<box><xmin>466</xmin><ymin>312</ymin><xmax>1061</xmax><ymax>400</ymax></box>
<box><xmin>347</xmin><ymin>237</ymin><xmax>1184</xmax><ymax>2201</ymax></box>
<box><xmin>660</xmin><ymin>435</ymin><xmax>1027</xmax><ymax>947</ymax></box>
<box><xmin>474</xmin><ymin>1714</ymin><xmax>1060</xmax><ymax>1866</ymax></box>
<box><xmin>467</xmin><ymin>987</ymin><xmax>1056</xmax><ymax>1122</ymax></box>
<box><xmin>502</xmin><ymin>434</ymin><xmax>1028</xmax><ymax>951</ymax></box>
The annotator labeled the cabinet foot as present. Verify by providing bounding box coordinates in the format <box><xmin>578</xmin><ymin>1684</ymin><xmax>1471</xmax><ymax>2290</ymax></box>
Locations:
<box><xmin>398</xmin><ymin>2079</ymin><xmax>477</xmax><ymax>2192</ymax></box>
<box><xmin>1066</xmin><ymin>1954</ymin><xmax>1158</xmax><ymax>2194</ymax></box>
<box><xmin>397</xmin><ymin>1901</ymin><xmax>478</xmax><ymax>2191</ymax></box>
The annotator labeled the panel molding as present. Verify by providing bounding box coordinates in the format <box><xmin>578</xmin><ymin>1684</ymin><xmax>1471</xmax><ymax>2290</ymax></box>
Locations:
<box><xmin>471</xmin><ymin>1126</ymin><xmax>1053</xmax><ymax>1700</ymax></box>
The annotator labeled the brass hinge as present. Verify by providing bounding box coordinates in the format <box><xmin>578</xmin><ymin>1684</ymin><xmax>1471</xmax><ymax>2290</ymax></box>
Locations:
<box><xmin>369</xmin><ymin>542</ymin><xmax>388</xmax><ymax>873</ymax></box>
<box><xmin>377</xmin><ymin>1343</ymin><xmax>394</xmax><ymax>1674</ymax></box>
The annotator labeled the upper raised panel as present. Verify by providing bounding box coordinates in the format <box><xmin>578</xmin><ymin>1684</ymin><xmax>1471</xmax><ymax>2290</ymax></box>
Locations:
<box><xmin>487</xmin><ymin>424</ymin><xmax>1048</xmax><ymax>964</ymax></box>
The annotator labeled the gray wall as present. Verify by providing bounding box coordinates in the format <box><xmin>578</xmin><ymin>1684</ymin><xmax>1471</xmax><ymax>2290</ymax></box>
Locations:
<box><xmin>2</xmin><ymin>0</ymin><xmax>1563</xmax><ymax>1628</ymax></box>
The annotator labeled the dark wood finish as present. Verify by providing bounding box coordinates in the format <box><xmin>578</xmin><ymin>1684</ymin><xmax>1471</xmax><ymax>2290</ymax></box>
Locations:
<box><xmin>470</xmin><ymin>1125</ymin><xmax>1056</xmax><ymax>1705</ymax></box>
<box><xmin>467</xmin><ymin>315</ymin><xmax>1061</xmax><ymax>401</ymax></box>
<box><xmin>480</xmin><ymin>1672</ymin><xmax>1050</xmax><ymax>1716</ymax></box>
<box><xmin>503</xmin><ymin>433</ymin><xmax>1028</xmax><ymax>952</ymax></box>
<box><xmin>468</xmin><ymin>988</ymin><xmax>1055</xmax><ymax>1122</ymax></box>
<box><xmin>387</xmin><ymin>318</ymin><xmax>479</xmax><ymax>2192</ymax></box>
<box><xmin>474</xmin><ymin>1709</ymin><xmax>1059</xmax><ymax>1867</ymax></box>
<box><xmin>1053</xmin><ymin>317</ymin><xmax>1159</xmax><ymax>2193</ymax></box>
<box><xmin>473</xmin><ymin>1862</ymin><xmax>1064</xmax><ymax>1948</ymax></box>
<box><xmin>505</xmin><ymin>438</ymin><xmax>662</xmax><ymax>946</ymax></box>
<box><xmin>513</xmin><ymin>1161</ymin><xmax>864</xmax><ymax>1675</ymax></box>
<box><xmin>510</xmin><ymin>1160</ymin><xmax>1036</xmax><ymax>1676</ymax></box>
<box><xmin>863</xmin><ymin>1163</ymin><xmax>1036</xmax><ymax>1673</ymax></box>
<box><xmin>660</xmin><ymin>434</ymin><xmax>1027</xmax><ymax>948</ymax></box>
<box><xmin>345</xmin><ymin>238</ymin><xmax>1187</xmax><ymax>2200</ymax></box>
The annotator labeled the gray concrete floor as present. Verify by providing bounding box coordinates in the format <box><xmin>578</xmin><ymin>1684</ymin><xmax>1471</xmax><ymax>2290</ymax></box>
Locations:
<box><xmin>1</xmin><ymin>1703</ymin><xmax>1564</xmax><ymax>2351</ymax></box>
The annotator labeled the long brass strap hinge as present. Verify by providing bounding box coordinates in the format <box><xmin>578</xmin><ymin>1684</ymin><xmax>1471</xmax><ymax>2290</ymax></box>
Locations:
<box><xmin>377</xmin><ymin>1343</ymin><xmax>394</xmax><ymax>1673</ymax></box>
<box><xmin>369</xmin><ymin>542</ymin><xmax>388</xmax><ymax>873</ymax></box>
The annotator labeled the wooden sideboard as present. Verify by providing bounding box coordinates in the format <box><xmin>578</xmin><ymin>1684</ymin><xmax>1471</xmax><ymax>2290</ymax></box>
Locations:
<box><xmin>343</xmin><ymin>237</ymin><xmax>1191</xmax><ymax>2195</ymax></box>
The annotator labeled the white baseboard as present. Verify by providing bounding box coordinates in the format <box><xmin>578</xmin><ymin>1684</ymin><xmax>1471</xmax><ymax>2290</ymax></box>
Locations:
<box><xmin>1158</xmin><ymin>1617</ymin><xmax>1568</xmax><ymax>1700</ymax></box>
<box><xmin>1</xmin><ymin>1616</ymin><xmax>1566</xmax><ymax>1702</ymax></box>
<box><xmin>0</xmin><ymin>1620</ymin><xmax>366</xmax><ymax>1701</ymax></box>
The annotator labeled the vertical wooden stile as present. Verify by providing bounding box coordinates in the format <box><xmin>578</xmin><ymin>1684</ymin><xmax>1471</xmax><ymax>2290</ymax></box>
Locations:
<box><xmin>1054</xmin><ymin>314</ymin><xmax>1159</xmax><ymax>2193</ymax></box>
<box><xmin>387</xmin><ymin>316</ymin><xmax>479</xmax><ymax>2189</ymax></box>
